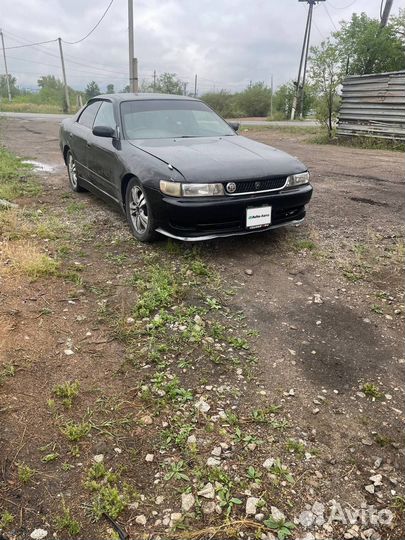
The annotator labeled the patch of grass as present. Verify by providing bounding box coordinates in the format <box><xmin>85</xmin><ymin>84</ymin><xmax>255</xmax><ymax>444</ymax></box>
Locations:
<box><xmin>267</xmin><ymin>458</ymin><xmax>294</xmax><ymax>484</ymax></box>
<box><xmin>17</xmin><ymin>463</ymin><xmax>35</xmax><ymax>483</ymax></box>
<box><xmin>264</xmin><ymin>515</ymin><xmax>295</xmax><ymax>540</ymax></box>
<box><xmin>374</xmin><ymin>433</ymin><xmax>393</xmax><ymax>447</ymax></box>
<box><xmin>371</xmin><ymin>304</ymin><xmax>384</xmax><ymax>315</ymax></box>
<box><xmin>60</xmin><ymin>420</ymin><xmax>91</xmax><ymax>441</ymax></box>
<box><xmin>0</xmin><ymin>510</ymin><xmax>14</xmax><ymax>529</ymax></box>
<box><xmin>53</xmin><ymin>380</ymin><xmax>80</xmax><ymax>408</ymax></box>
<box><xmin>55</xmin><ymin>503</ymin><xmax>81</xmax><ymax>536</ymax></box>
<box><xmin>86</xmin><ymin>462</ymin><xmax>118</xmax><ymax>484</ymax></box>
<box><xmin>190</xmin><ymin>259</ymin><xmax>210</xmax><ymax>276</ymax></box>
<box><xmin>91</xmin><ymin>485</ymin><xmax>129</xmax><ymax>520</ymax></box>
<box><xmin>164</xmin><ymin>460</ymin><xmax>190</xmax><ymax>482</ymax></box>
<box><xmin>0</xmin><ymin>241</ymin><xmax>59</xmax><ymax>279</ymax></box>
<box><xmin>286</xmin><ymin>438</ymin><xmax>306</xmax><ymax>456</ymax></box>
<box><xmin>312</xmin><ymin>133</ymin><xmax>405</xmax><ymax>153</ymax></box>
<box><xmin>41</xmin><ymin>452</ymin><xmax>60</xmax><ymax>463</ymax></box>
<box><xmin>0</xmin><ymin>147</ymin><xmax>41</xmax><ymax>201</ymax></box>
<box><xmin>67</xmin><ymin>201</ymin><xmax>86</xmax><ymax>214</ymax></box>
<box><xmin>362</xmin><ymin>382</ymin><xmax>383</xmax><ymax>399</ymax></box>
<box><xmin>291</xmin><ymin>238</ymin><xmax>317</xmax><ymax>252</ymax></box>
<box><xmin>133</xmin><ymin>265</ymin><xmax>178</xmax><ymax>318</ymax></box>
<box><xmin>246</xmin><ymin>465</ymin><xmax>262</xmax><ymax>483</ymax></box>
<box><xmin>228</xmin><ymin>336</ymin><xmax>249</xmax><ymax>350</ymax></box>
<box><xmin>343</xmin><ymin>268</ymin><xmax>364</xmax><ymax>282</ymax></box>
<box><xmin>0</xmin><ymin>363</ymin><xmax>15</xmax><ymax>386</ymax></box>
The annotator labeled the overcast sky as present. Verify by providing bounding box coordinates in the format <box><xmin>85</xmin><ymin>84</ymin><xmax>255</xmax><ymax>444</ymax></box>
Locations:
<box><xmin>1</xmin><ymin>0</ymin><xmax>402</xmax><ymax>94</ymax></box>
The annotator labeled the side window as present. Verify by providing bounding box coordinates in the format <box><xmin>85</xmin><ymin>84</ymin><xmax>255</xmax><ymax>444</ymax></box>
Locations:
<box><xmin>78</xmin><ymin>101</ymin><xmax>101</xmax><ymax>129</ymax></box>
<box><xmin>94</xmin><ymin>102</ymin><xmax>116</xmax><ymax>130</ymax></box>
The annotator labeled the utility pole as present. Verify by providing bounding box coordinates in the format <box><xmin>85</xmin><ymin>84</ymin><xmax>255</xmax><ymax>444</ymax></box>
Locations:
<box><xmin>270</xmin><ymin>73</ymin><xmax>274</xmax><ymax>119</ymax></box>
<box><xmin>299</xmin><ymin>3</ymin><xmax>313</xmax><ymax>119</ymax></box>
<box><xmin>291</xmin><ymin>0</ymin><xmax>324</xmax><ymax>120</ymax></box>
<box><xmin>128</xmin><ymin>0</ymin><xmax>138</xmax><ymax>92</ymax></box>
<box><xmin>153</xmin><ymin>69</ymin><xmax>156</xmax><ymax>92</ymax></box>
<box><xmin>194</xmin><ymin>74</ymin><xmax>198</xmax><ymax>97</ymax></box>
<box><xmin>380</xmin><ymin>0</ymin><xmax>394</xmax><ymax>27</ymax></box>
<box><xmin>58</xmin><ymin>37</ymin><xmax>70</xmax><ymax>112</ymax></box>
<box><xmin>0</xmin><ymin>30</ymin><xmax>12</xmax><ymax>101</ymax></box>
<box><xmin>183</xmin><ymin>82</ymin><xmax>188</xmax><ymax>96</ymax></box>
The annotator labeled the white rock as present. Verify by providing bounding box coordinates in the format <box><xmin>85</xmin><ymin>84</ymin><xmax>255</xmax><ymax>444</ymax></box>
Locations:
<box><xmin>369</xmin><ymin>474</ymin><xmax>382</xmax><ymax>486</ymax></box>
<box><xmin>126</xmin><ymin>317</ymin><xmax>135</xmax><ymax>324</ymax></box>
<box><xmin>263</xmin><ymin>458</ymin><xmax>275</xmax><ymax>470</ymax></box>
<box><xmin>255</xmin><ymin>513</ymin><xmax>265</xmax><ymax>522</ymax></box>
<box><xmin>187</xmin><ymin>434</ymin><xmax>197</xmax><ymax>445</ymax></box>
<box><xmin>181</xmin><ymin>492</ymin><xmax>195</xmax><ymax>512</ymax></box>
<box><xmin>155</xmin><ymin>495</ymin><xmax>164</xmax><ymax>505</ymax></box>
<box><xmin>211</xmin><ymin>446</ymin><xmax>222</xmax><ymax>456</ymax></box>
<box><xmin>93</xmin><ymin>454</ymin><xmax>104</xmax><ymax>463</ymax></box>
<box><xmin>30</xmin><ymin>530</ymin><xmax>48</xmax><ymax>540</ymax></box>
<box><xmin>145</xmin><ymin>453</ymin><xmax>154</xmax><ymax>462</ymax></box>
<box><xmin>246</xmin><ymin>496</ymin><xmax>260</xmax><ymax>515</ymax></box>
<box><xmin>63</xmin><ymin>349</ymin><xmax>74</xmax><ymax>356</ymax></box>
<box><xmin>197</xmin><ymin>482</ymin><xmax>215</xmax><ymax>499</ymax></box>
<box><xmin>135</xmin><ymin>515</ymin><xmax>147</xmax><ymax>525</ymax></box>
<box><xmin>170</xmin><ymin>512</ymin><xmax>182</xmax><ymax>526</ymax></box>
<box><xmin>271</xmin><ymin>506</ymin><xmax>285</xmax><ymax>521</ymax></box>
<box><xmin>365</xmin><ymin>484</ymin><xmax>375</xmax><ymax>494</ymax></box>
<box><xmin>195</xmin><ymin>398</ymin><xmax>210</xmax><ymax>413</ymax></box>
<box><xmin>140</xmin><ymin>415</ymin><xmax>153</xmax><ymax>425</ymax></box>
<box><xmin>202</xmin><ymin>501</ymin><xmax>216</xmax><ymax>514</ymax></box>
<box><xmin>206</xmin><ymin>457</ymin><xmax>221</xmax><ymax>467</ymax></box>
<box><xmin>314</xmin><ymin>294</ymin><xmax>323</xmax><ymax>304</ymax></box>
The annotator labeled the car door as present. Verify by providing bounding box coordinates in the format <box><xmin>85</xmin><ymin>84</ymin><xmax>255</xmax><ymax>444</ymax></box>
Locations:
<box><xmin>69</xmin><ymin>101</ymin><xmax>102</xmax><ymax>180</ymax></box>
<box><xmin>86</xmin><ymin>100</ymin><xmax>120</xmax><ymax>201</ymax></box>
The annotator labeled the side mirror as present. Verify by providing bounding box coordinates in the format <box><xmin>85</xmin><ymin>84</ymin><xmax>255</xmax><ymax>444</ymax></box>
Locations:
<box><xmin>92</xmin><ymin>125</ymin><xmax>115</xmax><ymax>138</ymax></box>
<box><xmin>228</xmin><ymin>121</ymin><xmax>240</xmax><ymax>132</ymax></box>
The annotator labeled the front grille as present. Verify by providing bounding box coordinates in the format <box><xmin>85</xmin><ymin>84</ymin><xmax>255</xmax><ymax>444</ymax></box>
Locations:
<box><xmin>225</xmin><ymin>177</ymin><xmax>287</xmax><ymax>195</ymax></box>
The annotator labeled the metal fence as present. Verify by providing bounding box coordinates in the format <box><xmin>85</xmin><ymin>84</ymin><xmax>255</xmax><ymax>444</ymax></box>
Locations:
<box><xmin>337</xmin><ymin>70</ymin><xmax>405</xmax><ymax>141</ymax></box>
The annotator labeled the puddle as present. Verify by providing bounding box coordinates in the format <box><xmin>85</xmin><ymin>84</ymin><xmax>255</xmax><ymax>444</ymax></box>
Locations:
<box><xmin>22</xmin><ymin>160</ymin><xmax>55</xmax><ymax>173</ymax></box>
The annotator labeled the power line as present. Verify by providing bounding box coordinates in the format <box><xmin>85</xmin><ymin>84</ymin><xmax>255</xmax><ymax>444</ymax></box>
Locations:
<box><xmin>63</xmin><ymin>0</ymin><xmax>115</xmax><ymax>44</ymax></box>
<box><xmin>4</xmin><ymin>38</ymin><xmax>57</xmax><ymax>50</ymax></box>
<box><xmin>323</xmin><ymin>3</ymin><xmax>338</xmax><ymax>30</ymax></box>
<box><xmin>327</xmin><ymin>0</ymin><xmax>357</xmax><ymax>9</ymax></box>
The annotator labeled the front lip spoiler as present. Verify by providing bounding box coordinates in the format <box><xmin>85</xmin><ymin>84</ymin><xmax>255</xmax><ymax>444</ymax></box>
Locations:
<box><xmin>156</xmin><ymin>218</ymin><xmax>304</xmax><ymax>242</ymax></box>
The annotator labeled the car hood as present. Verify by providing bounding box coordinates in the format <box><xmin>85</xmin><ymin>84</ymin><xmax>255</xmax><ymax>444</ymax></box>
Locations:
<box><xmin>128</xmin><ymin>136</ymin><xmax>306</xmax><ymax>182</ymax></box>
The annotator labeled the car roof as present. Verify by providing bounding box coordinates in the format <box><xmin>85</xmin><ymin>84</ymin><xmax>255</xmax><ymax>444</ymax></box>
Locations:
<box><xmin>89</xmin><ymin>93</ymin><xmax>201</xmax><ymax>103</ymax></box>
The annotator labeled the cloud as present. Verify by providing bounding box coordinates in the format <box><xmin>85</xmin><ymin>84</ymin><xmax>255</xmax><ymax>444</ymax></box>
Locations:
<box><xmin>1</xmin><ymin>0</ymin><xmax>402</xmax><ymax>93</ymax></box>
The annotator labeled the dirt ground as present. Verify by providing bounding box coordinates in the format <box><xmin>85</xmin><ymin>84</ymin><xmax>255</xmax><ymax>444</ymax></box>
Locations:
<box><xmin>0</xmin><ymin>117</ymin><xmax>404</xmax><ymax>540</ymax></box>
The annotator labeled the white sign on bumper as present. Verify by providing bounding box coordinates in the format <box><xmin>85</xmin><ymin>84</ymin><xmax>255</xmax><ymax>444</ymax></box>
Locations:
<box><xmin>246</xmin><ymin>205</ymin><xmax>272</xmax><ymax>229</ymax></box>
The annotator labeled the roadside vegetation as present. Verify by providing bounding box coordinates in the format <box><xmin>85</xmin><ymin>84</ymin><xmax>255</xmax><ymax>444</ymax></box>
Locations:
<box><xmin>0</xmin><ymin>125</ymin><xmax>403</xmax><ymax>539</ymax></box>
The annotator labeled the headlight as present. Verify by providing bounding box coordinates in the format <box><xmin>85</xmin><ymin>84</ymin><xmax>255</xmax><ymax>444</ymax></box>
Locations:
<box><xmin>182</xmin><ymin>183</ymin><xmax>224</xmax><ymax>197</ymax></box>
<box><xmin>160</xmin><ymin>180</ymin><xmax>182</xmax><ymax>197</ymax></box>
<box><xmin>285</xmin><ymin>171</ymin><xmax>310</xmax><ymax>188</ymax></box>
<box><xmin>160</xmin><ymin>181</ymin><xmax>224</xmax><ymax>197</ymax></box>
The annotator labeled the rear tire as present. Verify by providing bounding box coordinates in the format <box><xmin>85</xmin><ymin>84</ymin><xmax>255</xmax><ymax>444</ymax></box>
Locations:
<box><xmin>125</xmin><ymin>177</ymin><xmax>157</xmax><ymax>242</ymax></box>
<box><xmin>66</xmin><ymin>150</ymin><xmax>86</xmax><ymax>192</ymax></box>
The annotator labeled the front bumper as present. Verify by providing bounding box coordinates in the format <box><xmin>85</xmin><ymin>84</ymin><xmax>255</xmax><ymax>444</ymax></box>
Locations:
<box><xmin>149</xmin><ymin>183</ymin><xmax>313</xmax><ymax>241</ymax></box>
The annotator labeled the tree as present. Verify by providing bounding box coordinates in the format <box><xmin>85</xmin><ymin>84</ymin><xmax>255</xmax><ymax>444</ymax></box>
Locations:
<box><xmin>153</xmin><ymin>73</ymin><xmax>183</xmax><ymax>95</ymax></box>
<box><xmin>85</xmin><ymin>81</ymin><xmax>101</xmax><ymax>100</ymax></box>
<box><xmin>37</xmin><ymin>75</ymin><xmax>64</xmax><ymax>90</ymax></box>
<box><xmin>334</xmin><ymin>13</ymin><xmax>405</xmax><ymax>75</ymax></box>
<box><xmin>391</xmin><ymin>8</ymin><xmax>405</xmax><ymax>47</ymax></box>
<box><xmin>120</xmin><ymin>84</ymin><xmax>130</xmax><ymax>93</ymax></box>
<box><xmin>309</xmin><ymin>39</ymin><xmax>344</xmax><ymax>137</ymax></box>
<box><xmin>201</xmin><ymin>90</ymin><xmax>238</xmax><ymax>118</ymax></box>
<box><xmin>106</xmin><ymin>83</ymin><xmax>115</xmax><ymax>94</ymax></box>
<box><xmin>0</xmin><ymin>74</ymin><xmax>19</xmax><ymax>98</ymax></box>
<box><xmin>236</xmin><ymin>82</ymin><xmax>272</xmax><ymax>117</ymax></box>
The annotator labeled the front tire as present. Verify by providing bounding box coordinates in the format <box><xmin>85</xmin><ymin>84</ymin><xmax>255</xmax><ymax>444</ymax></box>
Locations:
<box><xmin>125</xmin><ymin>178</ymin><xmax>157</xmax><ymax>242</ymax></box>
<box><xmin>66</xmin><ymin>150</ymin><xmax>85</xmax><ymax>192</ymax></box>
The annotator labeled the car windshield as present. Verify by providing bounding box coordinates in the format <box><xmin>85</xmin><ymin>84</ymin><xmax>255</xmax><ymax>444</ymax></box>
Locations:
<box><xmin>120</xmin><ymin>99</ymin><xmax>235</xmax><ymax>139</ymax></box>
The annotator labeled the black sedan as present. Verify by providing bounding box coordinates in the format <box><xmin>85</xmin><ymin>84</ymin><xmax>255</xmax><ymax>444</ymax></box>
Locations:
<box><xmin>59</xmin><ymin>93</ymin><xmax>313</xmax><ymax>242</ymax></box>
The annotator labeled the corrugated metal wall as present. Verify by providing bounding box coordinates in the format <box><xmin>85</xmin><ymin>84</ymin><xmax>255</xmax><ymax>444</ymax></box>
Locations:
<box><xmin>337</xmin><ymin>70</ymin><xmax>405</xmax><ymax>141</ymax></box>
